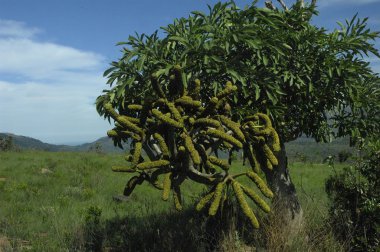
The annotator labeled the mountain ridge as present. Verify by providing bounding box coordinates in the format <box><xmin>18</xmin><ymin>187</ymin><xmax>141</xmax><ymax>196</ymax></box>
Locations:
<box><xmin>0</xmin><ymin>133</ymin><xmax>126</xmax><ymax>153</ymax></box>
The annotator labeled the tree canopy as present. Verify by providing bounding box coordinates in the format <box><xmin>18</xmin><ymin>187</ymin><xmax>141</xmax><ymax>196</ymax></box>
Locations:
<box><xmin>96</xmin><ymin>1</ymin><xmax>380</xmax><ymax>144</ymax></box>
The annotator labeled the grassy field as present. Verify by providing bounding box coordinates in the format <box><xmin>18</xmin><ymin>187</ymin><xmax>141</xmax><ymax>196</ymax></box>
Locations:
<box><xmin>0</xmin><ymin>150</ymin><xmax>347</xmax><ymax>251</ymax></box>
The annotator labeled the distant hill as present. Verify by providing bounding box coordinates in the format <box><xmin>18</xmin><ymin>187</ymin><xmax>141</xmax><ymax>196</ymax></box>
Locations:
<box><xmin>1</xmin><ymin>133</ymin><xmax>353</xmax><ymax>161</ymax></box>
<box><xmin>0</xmin><ymin>133</ymin><xmax>127</xmax><ymax>153</ymax></box>
<box><xmin>75</xmin><ymin>136</ymin><xmax>128</xmax><ymax>153</ymax></box>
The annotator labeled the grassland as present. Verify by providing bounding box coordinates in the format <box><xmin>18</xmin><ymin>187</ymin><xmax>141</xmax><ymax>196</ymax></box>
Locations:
<box><xmin>0</xmin><ymin>150</ymin><xmax>347</xmax><ymax>251</ymax></box>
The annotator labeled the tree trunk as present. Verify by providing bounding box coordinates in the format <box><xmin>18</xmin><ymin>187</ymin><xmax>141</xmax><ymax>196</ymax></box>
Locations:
<box><xmin>263</xmin><ymin>142</ymin><xmax>303</xmax><ymax>225</ymax></box>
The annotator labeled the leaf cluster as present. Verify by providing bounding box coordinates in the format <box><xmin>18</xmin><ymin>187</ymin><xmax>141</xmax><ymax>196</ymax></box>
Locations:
<box><xmin>96</xmin><ymin>1</ymin><xmax>380</xmax><ymax>144</ymax></box>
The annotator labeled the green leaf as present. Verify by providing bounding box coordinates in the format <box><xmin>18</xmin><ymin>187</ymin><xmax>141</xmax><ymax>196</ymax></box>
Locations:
<box><xmin>255</xmin><ymin>86</ymin><xmax>260</xmax><ymax>101</ymax></box>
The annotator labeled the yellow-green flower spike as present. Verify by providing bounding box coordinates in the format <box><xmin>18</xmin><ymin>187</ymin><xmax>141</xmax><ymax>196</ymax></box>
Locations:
<box><xmin>169</xmin><ymin>65</ymin><xmax>185</xmax><ymax>97</ymax></box>
<box><xmin>216</xmin><ymin>82</ymin><xmax>238</xmax><ymax>99</ymax></box>
<box><xmin>208</xmin><ymin>156</ymin><xmax>230</xmax><ymax>171</ymax></box>
<box><xmin>152</xmin><ymin>109</ymin><xmax>183</xmax><ymax>128</ymax></box>
<box><xmin>120</xmin><ymin>116</ymin><xmax>140</xmax><ymax>124</ymax></box>
<box><xmin>173</xmin><ymin>185</ymin><xmax>183</xmax><ymax>211</ymax></box>
<box><xmin>205</xmin><ymin>160</ymin><xmax>217</xmax><ymax>173</ymax></box>
<box><xmin>206</xmin><ymin>129</ymin><xmax>243</xmax><ymax>149</ymax></box>
<box><xmin>256</xmin><ymin>113</ymin><xmax>272</xmax><ymax>128</ymax></box>
<box><xmin>107</xmin><ymin>129</ymin><xmax>141</xmax><ymax>141</ymax></box>
<box><xmin>208</xmin><ymin>182</ymin><xmax>225</xmax><ymax>216</ymax></box>
<box><xmin>182</xmin><ymin>133</ymin><xmax>201</xmax><ymax>165</ymax></box>
<box><xmin>151</xmin><ymin>73</ymin><xmax>166</xmax><ymax>98</ymax></box>
<box><xmin>270</xmin><ymin>128</ymin><xmax>281</xmax><ymax>152</ymax></box>
<box><xmin>136</xmin><ymin>160</ymin><xmax>170</xmax><ymax>170</ymax></box>
<box><xmin>266</xmin><ymin>159</ymin><xmax>273</xmax><ymax>170</ymax></box>
<box><xmin>166</xmin><ymin>102</ymin><xmax>183</xmax><ymax>122</ymax></box>
<box><xmin>241</xmin><ymin>185</ymin><xmax>271</xmax><ymax>213</ymax></box>
<box><xmin>151</xmin><ymin>179</ymin><xmax>164</xmax><ymax>190</ymax></box>
<box><xmin>125</xmin><ymin>154</ymin><xmax>133</xmax><ymax>162</ymax></box>
<box><xmin>250</xmin><ymin>126</ymin><xmax>272</xmax><ymax>136</ymax></box>
<box><xmin>111</xmin><ymin>166</ymin><xmax>136</xmax><ymax>173</ymax></box>
<box><xmin>175</xmin><ymin>96</ymin><xmax>202</xmax><ymax>108</ymax></box>
<box><xmin>162</xmin><ymin>172</ymin><xmax>172</xmax><ymax>201</ymax></box>
<box><xmin>117</xmin><ymin>116</ymin><xmax>144</xmax><ymax>136</ymax></box>
<box><xmin>196</xmin><ymin>191</ymin><xmax>215</xmax><ymax>211</ymax></box>
<box><xmin>232</xmin><ymin>181</ymin><xmax>260</xmax><ymax>228</ymax></box>
<box><xmin>193</xmin><ymin>118</ymin><xmax>221</xmax><ymax>129</ymax></box>
<box><xmin>104</xmin><ymin>103</ymin><xmax>120</xmax><ymax>120</ymax></box>
<box><xmin>245</xmin><ymin>145</ymin><xmax>260</xmax><ymax>173</ymax></box>
<box><xmin>191</xmin><ymin>79</ymin><xmax>201</xmax><ymax>98</ymax></box>
<box><xmin>107</xmin><ymin>129</ymin><xmax>118</xmax><ymax>138</ymax></box>
<box><xmin>243</xmin><ymin>115</ymin><xmax>259</xmax><ymax>123</ymax></box>
<box><xmin>123</xmin><ymin>175</ymin><xmax>144</xmax><ymax>196</ymax></box>
<box><xmin>188</xmin><ymin>117</ymin><xmax>195</xmax><ymax>125</ymax></box>
<box><xmin>132</xmin><ymin>142</ymin><xmax>142</xmax><ymax>165</ymax></box>
<box><xmin>178</xmin><ymin>145</ymin><xmax>186</xmax><ymax>153</ymax></box>
<box><xmin>153</xmin><ymin>133</ymin><xmax>170</xmax><ymax>158</ymax></box>
<box><xmin>246</xmin><ymin>171</ymin><xmax>274</xmax><ymax>198</ymax></box>
<box><xmin>263</xmin><ymin>144</ymin><xmax>278</xmax><ymax>166</ymax></box>
<box><xmin>127</xmin><ymin>104</ymin><xmax>143</xmax><ymax>111</ymax></box>
<box><xmin>219</xmin><ymin>115</ymin><xmax>245</xmax><ymax>142</ymax></box>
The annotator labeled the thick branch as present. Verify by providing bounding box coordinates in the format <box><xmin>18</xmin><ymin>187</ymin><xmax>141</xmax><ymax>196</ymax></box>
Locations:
<box><xmin>277</xmin><ymin>0</ymin><xmax>288</xmax><ymax>10</ymax></box>
<box><xmin>185</xmin><ymin>154</ymin><xmax>225</xmax><ymax>185</ymax></box>
<box><xmin>166</xmin><ymin>127</ymin><xmax>177</xmax><ymax>157</ymax></box>
<box><xmin>142</xmin><ymin>142</ymin><xmax>159</xmax><ymax>160</ymax></box>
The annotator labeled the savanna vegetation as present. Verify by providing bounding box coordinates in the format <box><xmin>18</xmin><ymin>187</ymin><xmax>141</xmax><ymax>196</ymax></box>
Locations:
<box><xmin>0</xmin><ymin>149</ymin><xmax>348</xmax><ymax>251</ymax></box>
<box><xmin>1</xmin><ymin>0</ymin><xmax>379</xmax><ymax>251</ymax></box>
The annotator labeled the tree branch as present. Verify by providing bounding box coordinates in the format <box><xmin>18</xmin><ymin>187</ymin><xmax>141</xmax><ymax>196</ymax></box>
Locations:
<box><xmin>166</xmin><ymin>127</ymin><xmax>177</xmax><ymax>157</ymax></box>
<box><xmin>277</xmin><ymin>0</ymin><xmax>288</xmax><ymax>10</ymax></box>
<box><xmin>185</xmin><ymin>154</ymin><xmax>225</xmax><ymax>184</ymax></box>
<box><xmin>142</xmin><ymin>142</ymin><xmax>159</xmax><ymax>161</ymax></box>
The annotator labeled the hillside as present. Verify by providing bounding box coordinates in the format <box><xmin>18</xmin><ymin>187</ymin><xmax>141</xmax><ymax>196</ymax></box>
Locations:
<box><xmin>0</xmin><ymin>132</ymin><xmax>353</xmax><ymax>161</ymax></box>
<box><xmin>0</xmin><ymin>133</ymin><xmax>126</xmax><ymax>153</ymax></box>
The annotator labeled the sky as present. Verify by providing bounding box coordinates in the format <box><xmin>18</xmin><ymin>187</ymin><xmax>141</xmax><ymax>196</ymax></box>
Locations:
<box><xmin>0</xmin><ymin>0</ymin><xmax>379</xmax><ymax>145</ymax></box>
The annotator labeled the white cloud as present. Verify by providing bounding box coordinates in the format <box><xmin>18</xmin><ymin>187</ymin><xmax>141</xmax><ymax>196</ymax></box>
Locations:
<box><xmin>0</xmin><ymin>20</ymin><xmax>111</xmax><ymax>144</ymax></box>
<box><xmin>0</xmin><ymin>20</ymin><xmax>41</xmax><ymax>38</ymax></box>
<box><xmin>318</xmin><ymin>0</ymin><xmax>380</xmax><ymax>7</ymax></box>
<box><xmin>0</xmin><ymin>38</ymin><xmax>104</xmax><ymax>79</ymax></box>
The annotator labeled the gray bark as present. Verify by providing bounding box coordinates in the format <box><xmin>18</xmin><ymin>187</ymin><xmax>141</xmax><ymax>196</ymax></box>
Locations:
<box><xmin>263</xmin><ymin>142</ymin><xmax>303</xmax><ymax>223</ymax></box>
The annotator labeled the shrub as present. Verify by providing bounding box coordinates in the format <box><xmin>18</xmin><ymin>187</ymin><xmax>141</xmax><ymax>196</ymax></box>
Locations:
<box><xmin>0</xmin><ymin>136</ymin><xmax>14</xmax><ymax>152</ymax></box>
<box><xmin>338</xmin><ymin>150</ymin><xmax>352</xmax><ymax>163</ymax></box>
<box><xmin>325</xmin><ymin>139</ymin><xmax>380</xmax><ymax>251</ymax></box>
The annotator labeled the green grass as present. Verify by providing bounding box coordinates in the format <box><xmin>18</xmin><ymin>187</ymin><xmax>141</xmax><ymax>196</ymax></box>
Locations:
<box><xmin>0</xmin><ymin>150</ymin><xmax>346</xmax><ymax>251</ymax></box>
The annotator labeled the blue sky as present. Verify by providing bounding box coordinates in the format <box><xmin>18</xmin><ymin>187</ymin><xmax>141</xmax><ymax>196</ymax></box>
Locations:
<box><xmin>0</xmin><ymin>0</ymin><xmax>379</xmax><ymax>145</ymax></box>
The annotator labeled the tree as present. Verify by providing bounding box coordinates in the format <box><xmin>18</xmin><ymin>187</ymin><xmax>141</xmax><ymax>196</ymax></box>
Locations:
<box><xmin>100</xmin><ymin>68</ymin><xmax>280</xmax><ymax>228</ymax></box>
<box><xmin>96</xmin><ymin>0</ymin><xmax>380</xmax><ymax>224</ymax></box>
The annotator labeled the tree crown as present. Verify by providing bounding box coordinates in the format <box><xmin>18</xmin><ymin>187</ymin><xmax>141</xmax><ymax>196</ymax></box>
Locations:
<box><xmin>96</xmin><ymin>1</ymin><xmax>380</xmax><ymax>143</ymax></box>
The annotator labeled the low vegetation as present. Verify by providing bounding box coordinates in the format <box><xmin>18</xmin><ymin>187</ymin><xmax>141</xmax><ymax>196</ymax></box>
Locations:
<box><xmin>1</xmin><ymin>150</ymin><xmax>347</xmax><ymax>251</ymax></box>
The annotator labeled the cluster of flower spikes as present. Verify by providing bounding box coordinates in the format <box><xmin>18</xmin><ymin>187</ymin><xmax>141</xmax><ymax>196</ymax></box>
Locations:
<box><xmin>103</xmin><ymin>65</ymin><xmax>280</xmax><ymax>228</ymax></box>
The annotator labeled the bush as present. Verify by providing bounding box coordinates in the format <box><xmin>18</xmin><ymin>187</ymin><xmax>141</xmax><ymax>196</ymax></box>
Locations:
<box><xmin>338</xmin><ymin>150</ymin><xmax>352</xmax><ymax>163</ymax></box>
<box><xmin>325</xmin><ymin>139</ymin><xmax>380</xmax><ymax>251</ymax></box>
<box><xmin>0</xmin><ymin>136</ymin><xmax>14</xmax><ymax>151</ymax></box>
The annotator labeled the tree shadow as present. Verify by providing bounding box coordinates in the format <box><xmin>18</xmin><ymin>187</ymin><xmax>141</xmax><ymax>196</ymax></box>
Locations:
<box><xmin>91</xmin><ymin>201</ymin><xmax>258</xmax><ymax>252</ymax></box>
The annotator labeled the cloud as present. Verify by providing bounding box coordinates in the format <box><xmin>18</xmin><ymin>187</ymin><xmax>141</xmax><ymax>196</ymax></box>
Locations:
<box><xmin>0</xmin><ymin>38</ymin><xmax>104</xmax><ymax>80</ymax></box>
<box><xmin>0</xmin><ymin>20</ymin><xmax>41</xmax><ymax>38</ymax></box>
<box><xmin>318</xmin><ymin>0</ymin><xmax>380</xmax><ymax>7</ymax></box>
<box><xmin>0</xmin><ymin>19</ymin><xmax>110</xmax><ymax>144</ymax></box>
